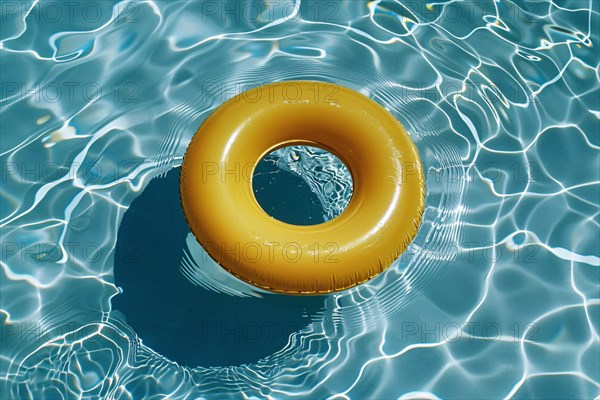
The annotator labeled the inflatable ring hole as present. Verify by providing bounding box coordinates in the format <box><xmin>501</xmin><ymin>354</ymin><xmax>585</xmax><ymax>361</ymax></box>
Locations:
<box><xmin>251</xmin><ymin>144</ymin><xmax>354</xmax><ymax>226</ymax></box>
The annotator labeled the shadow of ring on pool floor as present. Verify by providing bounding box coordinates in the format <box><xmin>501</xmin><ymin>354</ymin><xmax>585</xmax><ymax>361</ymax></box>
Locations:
<box><xmin>112</xmin><ymin>167</ymin><xmax>326</xmax><ymax>367</ymax></box>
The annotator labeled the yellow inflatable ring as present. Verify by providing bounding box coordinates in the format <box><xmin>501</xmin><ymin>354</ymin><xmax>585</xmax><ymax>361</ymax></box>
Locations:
<box><xmin>180</xmin><ymin>81</ymin><xmax>424</xmax><ymax>295</ymax></box>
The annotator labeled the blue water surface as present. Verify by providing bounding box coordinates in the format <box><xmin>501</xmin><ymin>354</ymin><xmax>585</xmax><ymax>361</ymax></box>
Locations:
<box><xmin>1</xmin><ymin>1</ymin><xmax>599</xmax><ymax>399</ymax></box>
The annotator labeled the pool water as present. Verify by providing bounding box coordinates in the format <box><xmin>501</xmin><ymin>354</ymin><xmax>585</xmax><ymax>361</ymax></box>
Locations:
<box><xmin>1</xmin><ymin>1</ymin><xmax>599</xmax><ymax>399</ymax></box>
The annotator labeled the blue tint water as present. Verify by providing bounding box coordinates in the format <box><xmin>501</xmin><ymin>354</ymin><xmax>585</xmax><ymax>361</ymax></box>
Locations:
<box><xmin>1</xmin><ymin>1</ymin><xmax>599</xmax><ymax>399</ymax></box>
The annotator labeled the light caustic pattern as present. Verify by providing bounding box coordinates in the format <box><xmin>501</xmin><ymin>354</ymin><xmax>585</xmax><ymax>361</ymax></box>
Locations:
<box><xmin>1</xmin><ymin>0</ymin><xmax>599</xmax><ymax>399</ymax></box>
